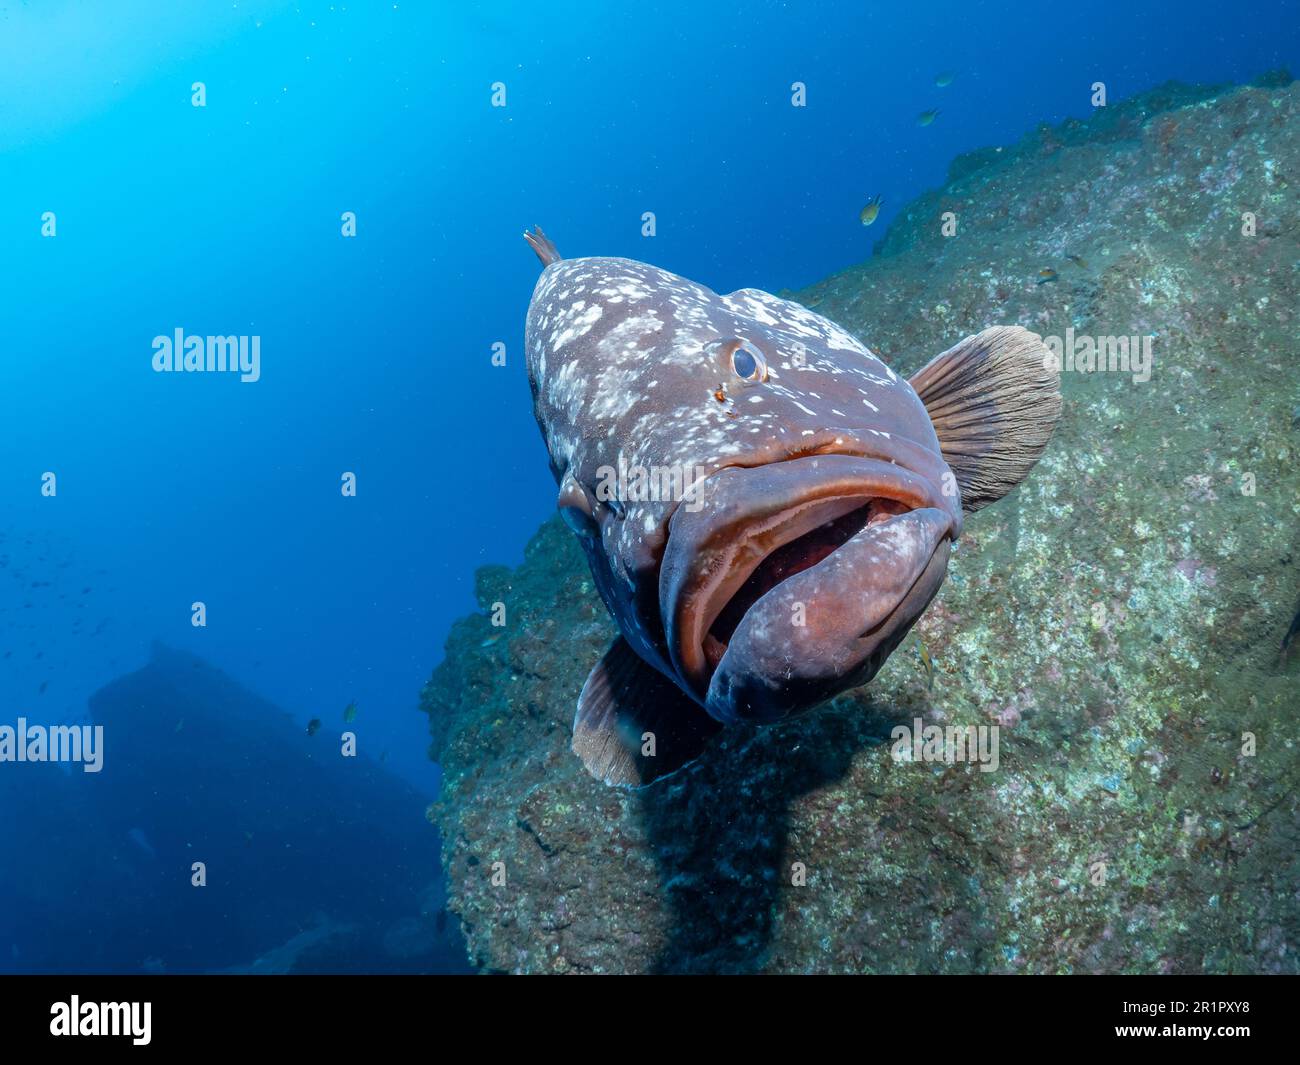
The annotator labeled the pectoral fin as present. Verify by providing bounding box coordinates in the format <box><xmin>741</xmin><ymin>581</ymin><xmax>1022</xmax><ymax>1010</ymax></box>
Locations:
<box><xmin>908</xmin><ymin>325</ymin><xmax>1062</xmax><ymax>512</ymax></box>
<box><xmin>572</xmin><ymin>637</ymin><xmax>719</xmax><ymax>787</ymax></box>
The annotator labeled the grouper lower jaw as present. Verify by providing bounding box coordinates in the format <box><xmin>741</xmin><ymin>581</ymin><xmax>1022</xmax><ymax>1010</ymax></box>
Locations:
<box><xmin>704</xmin><ymin>509</ymin><xmax>953</xmax><ymax>725</ymax></box>
<box><xmin>658</xmin><ymin>452</ymin><xmax>958</xmax><ymax>715</ymax></box>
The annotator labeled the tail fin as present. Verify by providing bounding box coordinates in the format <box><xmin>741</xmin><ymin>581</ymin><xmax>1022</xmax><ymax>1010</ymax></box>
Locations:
<box><xmin>908</xmin><ymin>326</ymin><xmax>1061</xmax><ymax>513</ymax></box>
<box><xmin>523</xmin><ymin>226</ymin><xmax>562</xmax><ymax>266</ymax></box>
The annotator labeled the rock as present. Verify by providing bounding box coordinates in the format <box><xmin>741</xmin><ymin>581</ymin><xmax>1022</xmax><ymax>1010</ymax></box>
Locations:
<box><xmin>421</xmin><ymin>77</ymin><xmax>1300</xmax><ymax>974</ymax></box>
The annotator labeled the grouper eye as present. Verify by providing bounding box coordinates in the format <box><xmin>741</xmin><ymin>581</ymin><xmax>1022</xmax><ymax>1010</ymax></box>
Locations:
<box><xmin>708</xmin><ymin>337</ymin><xmax>767</xmax><ymax>386</ymax></box>
<box><xmin>732</xmin><ymin>345</ymin><xmax>761</xmax><ymax>379</ymax></box>
<box><xmin>557</xmin><ymin>473</ymin><xmax>599</xmax><ymax>537</ymax></box>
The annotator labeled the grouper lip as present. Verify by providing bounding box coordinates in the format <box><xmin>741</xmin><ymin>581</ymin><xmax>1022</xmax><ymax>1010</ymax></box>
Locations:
<box><xmin>659</xmin><ymin>452</ymin><xmax>955</xmax><ymax>701</ymax></box>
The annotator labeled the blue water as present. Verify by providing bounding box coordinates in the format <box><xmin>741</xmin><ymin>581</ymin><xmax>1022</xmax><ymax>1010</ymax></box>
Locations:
<box><xmin>0</xmin><ymin>0</ymin><xmax>1296</xmax><ymax>973</ymax></box>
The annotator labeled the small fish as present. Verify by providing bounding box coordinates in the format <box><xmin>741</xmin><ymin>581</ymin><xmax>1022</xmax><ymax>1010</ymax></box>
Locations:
<box><xmin>859</xmin><ymin>195</ymin><xmax>883</xmax><ymax>227</ymax></box>
<box><xmin>306</xmin><ymin>718</ymin><xmax>322</xmax><ymax>736</ymax></box>
<box><xmin>1066</xmin><ymin>254</ymin><xmax>1088</xmax><ymax>269</ymax></box>
<box><xmin>343</xmin><ymin>701</ymin><xmax>358</xmax><ymax>724</ymax></box>
<box><xmin>917</xmin><ymin>640</ymin><xmax>935</xmax><ymax>690</ymax></box>
<box><xmin>174</xmin><ymin>718</ymin><xmax>184</xmax><ymax>733</ymax></box>
<box><xmin>127</xmin><ymin>827</ymin><xmax>157</xmax><ymax>860</ymax></box>
<box><xmin>435</xmin><ymin>909</ymin><xmax>448</xmax><ymax>934</ymax></box>
<box><xmin>1279</xmin><ymin>605</ymin><xmax>1300</xmax><ymax>667</ymax></box>
<box><xmin>1037</xmin><ymin>268</ymin><xmax>1058</xmax><ymax>284</ymax></box>
<box><xmin>917</xmin><ymin>109</ymin><xmax>940</xmax><ymax>127</ymax></box>
<box><xmin>38</xmin><ymin>681</ymin><xmax>47</xmax><ymax>695</ymax></box>
<box><xmin>935</xmin><ymin>71</ymin><xmax>955</xmax><ymax>88</ymax></box>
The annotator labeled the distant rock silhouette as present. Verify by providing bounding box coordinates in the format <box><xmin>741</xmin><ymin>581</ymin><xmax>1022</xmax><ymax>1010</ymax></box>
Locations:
<box><xmin>1</xmin><ymin>643</ymin><xmax>470</xmax><ymax>973</ymax></box>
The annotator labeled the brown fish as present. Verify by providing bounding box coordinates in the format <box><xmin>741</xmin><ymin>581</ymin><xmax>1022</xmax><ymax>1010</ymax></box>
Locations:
<box><xmin>522</xmin><ymin>227</ymin><xmax>1061</xmax><ymax>786</ymax></box>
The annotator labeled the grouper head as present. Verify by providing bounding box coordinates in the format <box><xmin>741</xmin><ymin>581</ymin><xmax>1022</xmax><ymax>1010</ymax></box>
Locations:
<box><xmin>522</xmin><ymin>228</ymin><xmax>1060</xmax><ymax>762</ymax></box>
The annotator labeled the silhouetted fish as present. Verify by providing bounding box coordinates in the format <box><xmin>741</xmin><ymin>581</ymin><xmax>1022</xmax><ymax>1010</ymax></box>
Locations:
<box><xmin>1279</xmin><ymin>604</ymin><xmax>1300</xmax><ymax>667</ymax></box>
<box><xmin>126</xmin><ymin>827</ymin><xmax>157</xmax><ymax>860</ymax></box>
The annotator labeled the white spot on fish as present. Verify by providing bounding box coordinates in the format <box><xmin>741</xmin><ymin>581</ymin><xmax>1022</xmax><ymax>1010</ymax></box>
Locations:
<box><xmin>551</xmin><ymin>304</ymin><xmax>603</xmax><ymax>351</ymax></box>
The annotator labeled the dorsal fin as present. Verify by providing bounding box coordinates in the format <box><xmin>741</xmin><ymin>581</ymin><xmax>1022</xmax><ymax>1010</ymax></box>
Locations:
<box><xmin>523</xmin><ymin>226</ymin><xmax>562</xmax><ymax>266</ymax></box>
<box><xmin>908</xmin><ymin>326</ymin><xmax>1061</xmax><ymax>512</ymax></box>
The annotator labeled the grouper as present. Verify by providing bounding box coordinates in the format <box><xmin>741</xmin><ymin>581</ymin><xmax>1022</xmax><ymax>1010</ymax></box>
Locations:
<box><xmin>522</xmin><ymin>227</ymin><xmax>1061</xmax><ymax>786</ymax></box>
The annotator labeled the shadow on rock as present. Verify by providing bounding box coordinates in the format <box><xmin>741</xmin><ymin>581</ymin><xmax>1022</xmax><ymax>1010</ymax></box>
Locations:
<box><xmin>637</xmin><ymin>696</ymin><xmax>903</xmax><ymax>974</ymax></box>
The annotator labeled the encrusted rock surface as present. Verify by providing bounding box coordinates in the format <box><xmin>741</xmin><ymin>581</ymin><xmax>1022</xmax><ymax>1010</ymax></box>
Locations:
<box><xmin>422</xmin><ymin>78</ymin><xmax>1299</xmax><ymax>974</ymax></box>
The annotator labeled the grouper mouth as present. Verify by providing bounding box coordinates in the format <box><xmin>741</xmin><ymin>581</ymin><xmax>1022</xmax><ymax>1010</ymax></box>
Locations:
<box><xmin>659</xmin><ymin>452</ymin><xmax>956</xmax><ymax>724</ymax></box>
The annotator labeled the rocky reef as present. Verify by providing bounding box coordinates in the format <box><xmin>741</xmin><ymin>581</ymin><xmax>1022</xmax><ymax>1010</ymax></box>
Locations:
<box><xmin>421</xmin><ymin>77</ymin><xmax>1300</xmax><ymax>973</ymax></box>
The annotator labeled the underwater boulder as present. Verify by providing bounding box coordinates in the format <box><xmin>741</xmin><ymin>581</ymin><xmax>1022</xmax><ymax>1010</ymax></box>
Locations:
<box><xmin>4</xmin><ymin>643</ymin><xmax>469</xmax><ymax>974</ymax></box>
